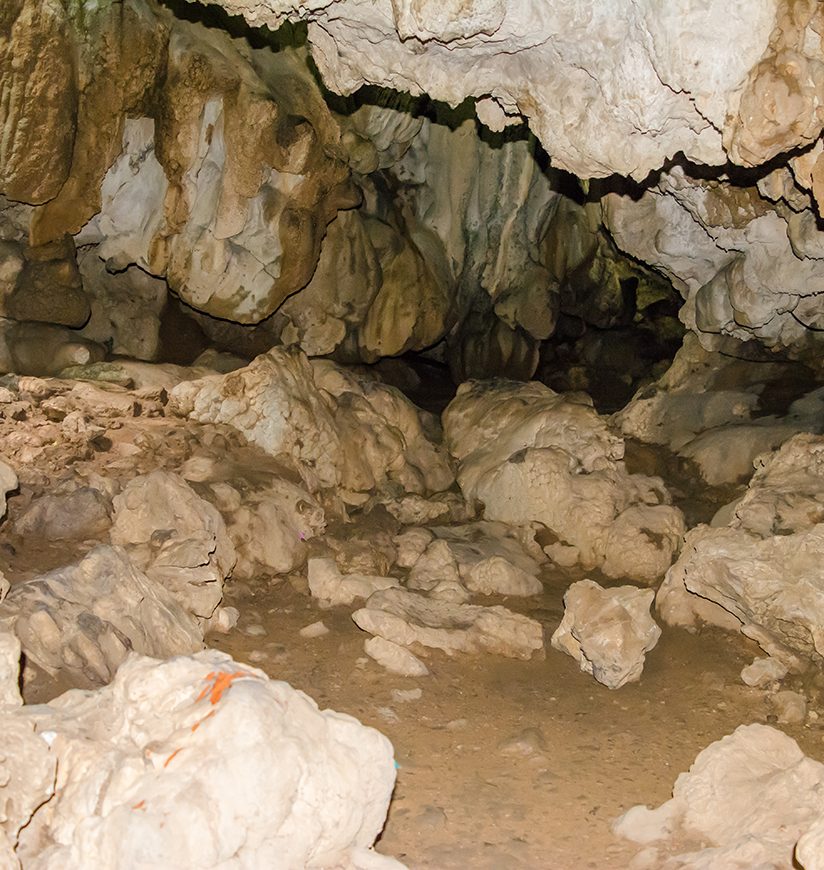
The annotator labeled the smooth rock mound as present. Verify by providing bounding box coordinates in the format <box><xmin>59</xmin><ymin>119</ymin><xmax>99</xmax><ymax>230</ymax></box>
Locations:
<box><xmin>0</xmin><ymin>650</ymin><xmax>402</xmax><ymax>869</ymax></box>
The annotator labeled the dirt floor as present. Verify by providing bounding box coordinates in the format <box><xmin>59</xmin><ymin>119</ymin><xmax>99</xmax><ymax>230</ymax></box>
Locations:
<box><xmin>3</xmin><ymin>380</ymin><xmax>823</xmax><ymax>869</ymax></box>
<box><xmin>205</xmin><ymin>560</ymin><xmax>822</xmax><ymax>869</ymax></box>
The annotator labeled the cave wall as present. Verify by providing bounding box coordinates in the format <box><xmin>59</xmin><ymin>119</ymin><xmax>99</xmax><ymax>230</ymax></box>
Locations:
<box><xmin>1</xmin><ymin>0</ymin><xmax>824</xmax><ymax>377</ymax></box>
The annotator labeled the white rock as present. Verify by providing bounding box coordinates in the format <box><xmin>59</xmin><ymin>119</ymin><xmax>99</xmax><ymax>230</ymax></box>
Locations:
<box><xmin>614</xmin><ymin>724</ymin><xmax>824</xmax><ymax>868</ymax></box>
<box><xmin>353</xmin><ymin>588</ymin><xmax>543</xmax><ymax>660</ymax></box>
<box><xmin>0</xmin><ymin>546</ymin><xmax>202</xmax><ymax>684</ymax></box>
<box><xmin>0</xmin><ymin>629</ymin><xmax>21</xmax><ymax>707</ymax></box>
<box><xmin>111</xmin><ymin>470</ymin><xmax>236</xmax><ymax>620</ymax></box>
<box><xmin>365</xmin><ymin>637</ymin><xmax>429</xmax><ymax>677</ymax></box>
<box><xmin>465</xmin><ymin>556</ymin><xmax>542</xmax><ymax>597</ymax></box>
<box><xmin>658</xmin><ymin>434</ymin><xmax>824</xmax><ymax>664</ymax></box>
<box><xmin>226</xmin><ymin>479</ymin><xmax>325</xmax><ymax>580</ymax></box>
<box><xmin>0</xmin><ymin>459</ymin><xmax>16</xmax><ymax>519</ymax></box>
<box><xmin>308</xmin><ymin>558</ymin><xmax>400</xmax><ymax>608</ymax></box>
<box><xmin>772</xmin><ymin>690</ymin><xmax>808</xmax><ymax>725</ymax></box>
<box><xmin>300</xmin><ymin>620</ymin><xmax>330</xmax><ymax>639</ymax></box>
<box><xmin>443</xmin><ymin>380</ymin><xmax>684</xmax><ymax>582</ymax></box>
<box><xmin>551</xmin><ymin>580</ymin><xmax>661</xmax><ymax>690</ymax></box>
<box><xmin>1</xmin><ymin>650</ymin><xmax>402</xmax><ymax>869</ymax></box>
<box><xmin>740</xmin><ymin>656</ymin><xmax>788</xmax><ymax>688</ymax></box>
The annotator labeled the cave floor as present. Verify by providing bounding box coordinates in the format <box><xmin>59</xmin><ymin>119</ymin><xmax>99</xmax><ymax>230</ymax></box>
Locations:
<box><xmin>204</xmin><ymin>567</ymin><xmax>820</xmax><ymax>869</ymax></box>
<box><xmin>4</xmin><ymin>399</ymin><xmax>823</xmax><ymax>868</ymax></box>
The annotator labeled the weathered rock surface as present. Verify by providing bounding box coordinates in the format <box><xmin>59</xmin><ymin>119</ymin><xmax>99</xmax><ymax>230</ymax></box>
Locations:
<box><xmin>171</xmin><ymin>348</ymin><xmax>453</xmax><ymax>500</ymax></box>
<box><xmin>616</xmin><ymin>336</ymin><xmax>824</xmax><ymax>485</ymax></box>
<box><xmin>353</xmin><ymin>587</ymin><xmax>544</xmax><ymax>660</ymax></box>
<box><xmin>365</xmin><ymin>636</ymin><xmax>429</xmax><ymax>677</ymax></box>
<box><xmin>13</xmin><ymin>485</ymin><xmax>112</xmax><ymax>541</ymax></box>
<box><xmin>0</xmin><ymin>546</ymin><xmax>203</xmax><ymax>684</ymax></box>
<box><xmin>308</xmin><ymin>558</ymin><xmax>400</xmax><ymax>608</ymax></box>
<box><xmin>398</xmin><ymin>521</ymin><xmax>544</xmax><ymax>600</ymax></box>
<box><xmin>551</xmin><ymin>580</ymin><xmax>661</xmax><ymax>690</ymax></box>
<box><xmin>111</xmin><ymin>470</ymin><xmax>236</xmax><ymax>621</ymax></box>
<box><xmin>659</xmin><ymin>434</ymin><xmax>824</xmax><ymax>664</ymax></box>
<box><xmin>614</xmin><ymin>724</ymin><xmax>824</xmax><ymax>868</ymax></box>
<box><xmin>444</xmin><ymin>380</ymin><xmax>685</xmax><ymax>582</ymax></box>
<box><xmin>0</xmin><ymin>650</ymin><xmax>402</xmax><ymax>869</ymax></box>
<box><xmin>183</xmin><ymin>0</ymin><xmax>811</xmax><ymax>183</ymax></box>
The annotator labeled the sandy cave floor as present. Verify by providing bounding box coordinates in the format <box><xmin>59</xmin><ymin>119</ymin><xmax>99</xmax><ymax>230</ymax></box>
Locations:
<box><xmin>3</xmin><ymin>405</ymin><xmax>823</xmax><ymax>869</ymax></box>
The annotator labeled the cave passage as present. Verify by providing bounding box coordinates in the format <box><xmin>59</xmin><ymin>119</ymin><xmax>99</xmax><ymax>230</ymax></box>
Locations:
<box><xmin>2</xmin><ymin>0</ymin><xmax>824</xmax><ymax>867</ymax></box>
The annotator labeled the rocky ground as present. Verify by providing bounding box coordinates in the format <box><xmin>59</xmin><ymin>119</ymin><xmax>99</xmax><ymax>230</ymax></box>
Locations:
<box><xmin>1</xmin><ymin>348</ymin><xmax>824</xmax><ymax>867</ymax></box>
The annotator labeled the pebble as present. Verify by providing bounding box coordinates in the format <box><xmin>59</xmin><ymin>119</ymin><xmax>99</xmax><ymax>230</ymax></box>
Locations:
<box><xmin>741</xmin><ymin>655</ymin><xmax>788</xmax><ymax>688</ymax></box>
<box><xmin>772</xmin><ymin>690</ymin><xmax>807</xmax><ymax>725</ymax></box>
<box><xmin>299</xmin><ymin>620</ymin><xmax>329</xmax><ymax>639</ymax></box>
<box><xmin>211</xmin><ymin>606</ymin><xmax>239</xmax><ymax>634</ymax></box>
<box><xmin>391</xmin><ymin>688</ymin><xmax>423</xmax><ymax>703</ymax></box>
<box><xmin>242</xmin><ymin>624</ymin><xmax>267</xmax><ymax>637</ymax></box>
<box><xmin>247</xmin><ymin>650</ymin><xmax>268</xmax><ymax>663</ymax></box>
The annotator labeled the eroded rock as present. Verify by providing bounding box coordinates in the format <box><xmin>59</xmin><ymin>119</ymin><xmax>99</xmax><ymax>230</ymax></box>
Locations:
<box><xmin>444</xmin><ymin>380</ymin><xmax>685</xmax><ymax>582</ymax></box>
<box><xmin>614</xmin><ymin>724</ymin><xmax>824</xmax><ymax>868</ymax></box>
<box><xmin>352</xmin><ymin>587</ymin><xmax>544</xmax><ymax>660</ymax></box>
<box><xmin>0</xmin><ymin>546</ymin><xmax>202</xmax><ymax>684</ymax></box>
<box><xmin>0</xmin><ymin>650</ymin><xmax>402</xmax><ymax>869</ymax></box>
<box><xmin>551</xmin><ymin>580</ymin><xmax>661</xmax><ymax>690</ymax></box>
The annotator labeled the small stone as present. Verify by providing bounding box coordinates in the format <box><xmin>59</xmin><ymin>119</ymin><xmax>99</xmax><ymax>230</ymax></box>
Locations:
<box><xmin>498</xmin><ymin>727</ymin><xmax>546</xmax><ymax>756</ymax></box>
<box><xmin>211</xmin><ymin>606</ymin><xmax>239</xmax><ymax>634</ymax></box>
<box><xmin>242</xmin><ymin>624</ymin><xmax>267</xmax><ymax>638</ymax></box>
<box><xmin>247</xmin><ymin>650</ymin><xmax>268</xmax><ymax>663</ymax></box>
<box><xmin>377</xmin><ymin>706</ymin><xmax>400</xmax><ymax>724</ymax></box>
<box><xmin>741</xmin><ymin>656</ymin><xmax>789</xmax><ymax>688</ymax></box>
<box><xmin>391</xmin><ymin>688</ymin><xmax>422</xmax><ymax>703</ymax></box>
<box><xmin>772</xmin><ymin>690</ymin><xmax>807</xmax><ymax>725</ymax></box>
<box><xmin>299</xmin><ymin>620</ymin><xmax>330</xmax><ymax>639</ymax></box>
<box><xmin>364</xmin><ymin>636</ymin><xmax>429</xmax><ymax>677</ymax></box>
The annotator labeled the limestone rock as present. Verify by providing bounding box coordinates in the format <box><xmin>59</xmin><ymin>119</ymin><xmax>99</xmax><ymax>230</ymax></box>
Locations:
<box><xmin>444</xmin><ymin>380</ymin><xmax>684</xmax><ymax>582</ymax></box>
<box><xmin>311</xmin><ymin>361</ymin><xmax>454</xmax><ymax>497</ymax></box>
<box><xmin>771</xmin><ymin>690</ymin><xmax>808</xmax><ymax>726</ymax></box>
<box><xmin>0</xmin><ymin>545</ymin><xmax>203</xmax><ymax>684</ymax></box>
<box><xmin>192</xmin><ymin>0</ymin><xmax>783</xmax><ymax>181</ymax></box>
<box><xmin>0</xmin><ymin>319</ymin><xmax>105</xmax><ymax>377</ymax></box>
<box><xmin>1</xmin><ymin>650</ymin><xmax>401</xmax><ymax>869</ymax></box>
<box><xmin>551</xmin><ymin>580</ymin><xmax>661</xmax><ymax>690</ymax></box>
<box><xmin>741</xmin><ymin>656</ymin><xmax>788</xmax><ymax>688</ymax></box>
<box><xmin>364</xmin><ymin>636</ymin><xmax>429</xmax><ymax>677</ymax></box>
<box><xmin>76</xmin><ymin>247</ymin><xmax>167</xmax><ymax>361</ymax></box>
<box><xmin>111</xmin><ymin>471</ymin><xmax>236</xmax><ymax>620</ymax></box>
<box><xmin>170</xmin><ymin>349</ymin><xmax>453</xmax><ymax>500</ymax></box>
<box><xmin>352</xmin><ymin>587</ymin><xmax>544</xmax><ymax>660</ymax></box>
<box><xmin>614</xmin><ymin>724</ymin><xmax>824</xmax><ymax>868</ymax></box>
<box><xmin>658</xmin><ymin>435</ymin><xmax>824</xmax><ymax>663</ymax></box>
<box><xmin>308</xmin><ymin>558</ymin><xmax>400</xmax><ymax>608</ymax></box>
<box><xmin>169</xmin><ymin>349</ymin><xmax>342</xmax><ymax>493</ymax></box>
<box><xmin>0</xmin><ymin>459</ymin><xmax>17</xmax><ymax>519</ymax></box>
<box><xmin>13</xmin><ymin>486</ymin><xmax>112</xmax><ymax>541</ymax></box>
<box><xmin>0</xmin><ymin>629</ymin><xmax>21</xmax><ymax>708</ymax></box>
<box><xmin>225</xmin><ymin>480</ymin><xmax>325</xmax><ymax>580</ymax></box>
<box><xmin>616</xmin><ymin>337</ymin><xmax>824</xmax><ymax>485</ymax></box>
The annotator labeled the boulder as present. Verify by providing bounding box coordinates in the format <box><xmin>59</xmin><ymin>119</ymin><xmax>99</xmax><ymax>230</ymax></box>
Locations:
<box><xmin>0</xmin><ymin>650</ymin><xmax>402</xmax><ymax>869</ymax></box>
<box><xmin>111</xmin><ymin>470</ymin><xmax>236</xmax><ymax>620</ymax></box>
<box><xmin>353</xmin><ymin>587</ymin><xmax>544</xmax><ymax>660</ymax></box>
<box><xmin>0</xmin><ymin>546</ymin><xmax>202</xmax><ymax>684</ymax></box>
<box><xmin>614</xmin><ymin>724</ymin><xmax>824</xmax><ymax>868</ymax></box>
<box><xmin>444</xmin><ymin>380</ymin><xmax>684</xmax><ymax>582</ymax></box>
<box><xmin>551</xmin><ymin>580</ymin><xmax>661</xmax><ymax>689</ymax></box>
